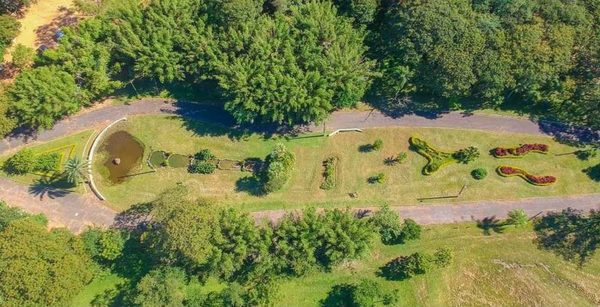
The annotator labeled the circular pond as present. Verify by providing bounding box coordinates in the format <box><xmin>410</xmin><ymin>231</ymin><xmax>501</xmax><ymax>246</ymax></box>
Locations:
<box><xmin>167</xmin><ymin>154</ymin><xmax>190</xmax><ymax>168</ymax></box>
<box><xmin>149</xmin><ymin>151</ymin><xmax>167</xmax><ymax>168</ymax></box>
<box><xmin>99</xmin><ymin>131</ymin><xmax>145</xmax><ymax>184</ymax></box>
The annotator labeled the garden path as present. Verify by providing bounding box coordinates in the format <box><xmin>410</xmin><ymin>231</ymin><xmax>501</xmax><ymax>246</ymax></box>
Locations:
<box><xmin>0</xmin><ymin>98</ymin><xmax>598</xmax><ymax>232</ymax></box>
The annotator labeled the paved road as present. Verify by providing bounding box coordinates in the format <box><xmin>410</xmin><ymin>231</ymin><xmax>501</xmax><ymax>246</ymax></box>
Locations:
<box><xmin>251</xmin><ymin>194</ymin><xmax>600</xmax><ymax>224</ymax></box>
<box><xmin>0</xmin><ymin>99</ymin><xmax>598</xmax><ymax>232</ymax></box>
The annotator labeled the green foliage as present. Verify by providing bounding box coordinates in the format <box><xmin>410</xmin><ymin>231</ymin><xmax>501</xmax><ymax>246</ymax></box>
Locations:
<box><xmin>409</xmin><ymin>137</ymin><xmax>456</xmax><ymax>175</ymax></box>
<box><xmin>320</xmin><ymin>157</ymin><xmax>337</xmax><ymax>190</ymax></box>
<box><xmin>385</xmin><ymin>152</ymin><xmax>408</xmax><ymax>166</ymax></box>
<box><xmin>453</xmin><ymin>146</ymin><xmax>480</xmax><ymax>164</ymax></box>
<box><xmin>261</xmin><ymin>144</ymin><xmax>295</xmax><ymax>193</ymax></box>
<box><xmin>204</xmin><ymin>0</ymin><xmax>263</xmax><ymax>27</ymax></box>
<box><xmin>372</xmin><ymin>139</ymin><xmax>384</xmax><ymax>151</ymax></box>
<box><xmin>336</xmin><ymin>0</ymin><xmax>380</xmax><ymax>25</ymax></box>
<box><xmin>506</xmin><ymin>209</ymin><xmax>529</xmax><ymax>227</ymax></box>
<box><xmin>130</xmin><ymin>267</ymin><xmax>188</xmax><ymax>307</ymax></box>
<box><xmin>189</xmin><ymin>161</ymin><xmax>216</xmax><ymax>174</ymax></box>
<box><xmin>368</xmin><ymin>172</ymin><xmax>385</xmax><ymax>184</ymax></box>
<box><xmin>585</xmin><ymin>163</ymin><xmax>600</xmax><ymax>182</ymax></box>
<box><xmin>209</xmin><ymin>1</ymin><xmax>375</xmax><ymax>125</ymax></box>
<box><xmin>34</xmin><ymin>152</ymin><xmax>61</xmax><ymax>173</ymax></box>
<box><xmin>194</xmin><ymin>149</ymin><xmax>216</xmax><ymax>161</ymax></box>
<box><xmin>432</xmin><ymin>247</ymin><xmax>453</xmax><ymax>268</ymax></box>
<box><xmin>63</xmin><ymin>157</ymin><xmax>90</xmax><ymax>184</ymax></box>
<box><xmin>99</xmin><ymin>229</ymin><xmax>126</xmax><ymax>261</ymax></box>
<box><xmin>0</xmin><ymin>219</ymin><xmax>95</xmax><ymax>306</ymax></box>
<box><xmin>399</xmin><ymin>218</ymin><xmax>421</xmax><ymax>242</ymax></box>
<box><xmin>0</xmin><ymin>201</ymin><xmax>46</xmax><ymax>231</ymax></box>
<box><xmin>380</xmin><ymin>252</ymin><xmax>431</xmax><ymax>280</ymax></box>
<box><xmin>272</xmin><ymin>207</ymin><xmax>375</xmax><ymax>276</ymax></box>
<box><xmin>10</xmin><ymin>44</ymin><xmax>35</xmax><ymax>70</ymax></box>
<box><xmin>0</xmin><ymin>15</ymin><xmax>19</xmax><ymax>55</ymax></box>
<box><xmin>370</xmin><ymin>204</ymin><xmax>403</xmax><ymax>245</ymax></box>
<box><xmin>471</xmin><ymin>168</ymin><xmax>488</xmax><ymax>180</ymax></box>
<box><xmin>0</xmin><ymin>91</ymin><xmax>16</xmax><ymax>138</ymax></box>
<box><xmin>534</xmin><ymin>208</ymin><xmax>600</xmax><ymax>266</ymax></box>
<box><xmin>4</xmin><ymin>148</ymin><xmax>35</xmax><ymax>174</ymax></box>
<box><xmin>8</xmin><ymin>66</ymin><xmax>81</xmax><ymax>129</ymax></box>
<box><xmin>321</xmin><ymin>278</ymin><xmax>398</xmax><ymax>307</ymax></box>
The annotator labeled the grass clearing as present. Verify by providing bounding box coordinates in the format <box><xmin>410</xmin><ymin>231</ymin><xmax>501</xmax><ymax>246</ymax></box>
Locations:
<box><xmin>86</xmin><ymin>115</ymin><xmax>599</xmax><ymax>212</ymax></box>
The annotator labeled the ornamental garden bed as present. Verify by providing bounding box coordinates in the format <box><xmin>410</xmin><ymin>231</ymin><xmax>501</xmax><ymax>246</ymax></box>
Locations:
<box><xmin>493</xmin><ymin>144</ymin><xmax>549</xmax><ymax>158</ymax></box>
<box><xmin>497</xmin><ymin>166</ymin><xmax>557</xmax><ymax>186</ymax></box>
<box><xmin>409</xmin><ymin>137</ymin><xmax>457</xmax><ymax>175</ymax></box>
<box><xmin>320</xmin><ymin>156</ymin><xmax>338</xmax><ymax>190</ymax></box>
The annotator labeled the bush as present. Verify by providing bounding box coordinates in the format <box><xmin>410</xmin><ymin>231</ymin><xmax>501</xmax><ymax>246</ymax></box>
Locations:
<box><xmin>471</xmin><ymin>168</ymin><xmax>487</xmax><ymax>180</ymax></box>
<box><xmin>385</xmin><ymin>152</ymin><xmax>407</xmax><ymax>166</ymax></box>
<box><xmin>34</xmin><ymin>153</ymin><xmax>61</xmax><ymax>173</ymax></box>
<box><xmin>0</xmin><ymin>15</ymin><xmax>19</xmax><ymax>55</ymax></box>
<box><xmin>261</xmin><ymin>144</ymin><xmax>295</xmax><ymax>193</ymax></box>
<box><xmin>372</xmin><ymin>139</ymin><xmax>384</xmax><ymax>151</ymax></box>
<box><xmin>399</xmin><ymin>219</ymin><xmax>421</xmax><ymax>242</ymax></box>
<box><xmin>195</xmin><ymin>149</ymin><xmax>216</xmax><ymax>161</ymax></box>
<box><xmin>321</xmin><ymin>279</ymin><xmax>398</xmax><ymax>307</ymax></box>
<box><xmin>380</xmin><ymin>252</ymin><xmax>431</xmax><ymax>280</ymax></box>
<box><xmin>368</xmin><ymin>173</ymin><xmax>386</xmax><ymax>184</ymax></box>
<box><xmin>11</xmin><ymin>44</ymin><xmax>35</xmax><ymax>70</ymax></box>
<box><xmin>189</xmin><ymin>161</ymin><xmax>216</xmax><ymax>174</ymax></box>
<box><xmin>320</xmin><ymin>157</ymin><xmax>337</xmax><ymax>190</ymax></box>
<box><xmin>453</xmin><ymin>146</ymin><xmax>480</xmax><ymax>164</ymax></box>
<box><xmin>432</xmin><ymin>248</ymin><xmax>453</xmax><ymax>268</ymax></box>
<box><xmin>370</xmin><ymin>205</ymin><xmax>403</xmax><ymax>245</ymax></box>
<box><xmin>4</xmin><ymin>149</ymin><xmax>35</xmax><ymax>174</ymax></box>
<box><xmin>506</xmin><ymin>209</ymin><xmax>528</xmax><ymax>227</ymax></box>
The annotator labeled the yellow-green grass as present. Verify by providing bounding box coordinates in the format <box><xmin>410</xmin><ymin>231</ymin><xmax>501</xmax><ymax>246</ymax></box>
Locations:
<box><xmin>0</xmin><ymin>130</ymin><xmax>95</xmax><ymax>192</ymax></box>
<box><xmin>277</xmin><ymin>223</ymin><xmax>600</xmax><ymax>306</ymax></box>
<box><xmin>90</xmin><ymin>115</ymin><xmax>600</xmax><ymax>211</ymax></box>
<box><xmin>72</xmin><ymin>223</ymin><xmax>600</xmax><ymax>306</ymax></box>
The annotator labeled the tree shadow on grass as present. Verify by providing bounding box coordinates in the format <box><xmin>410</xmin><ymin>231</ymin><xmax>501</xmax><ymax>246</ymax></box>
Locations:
<box><xmin>235</xmin><ymin>175</ymin><xmax>264</xmax><ymax>197</ymax></box>
<box><xmin>476</xmin><ymin>216</ymin><xmax>506</xmax><ymax>236</ymax></box>
<box><xmin>358</xmin><ymin>144</ymin><xmax>374</xmax><ymax>153</ymax></box>
<box><xmin>583</xmin><ymin>164</ymin><xmax>600</xmax><ymax>182</ymax></box>
<box><xmin>28</xmin><ymin>175</ymin><xmax>74</xmax><ymax>200</ymax></box>
<box><xmin>320</xmin><ymin>283</ymin><xmax>354</xmax><ymax>307</ymax></box>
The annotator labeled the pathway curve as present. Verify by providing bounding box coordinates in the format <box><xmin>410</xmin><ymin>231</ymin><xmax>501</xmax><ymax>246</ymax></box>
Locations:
<box><xmin>0</xmin><ymin>99</ymin><xmax>598</xmax><ymax>232</ymax></box>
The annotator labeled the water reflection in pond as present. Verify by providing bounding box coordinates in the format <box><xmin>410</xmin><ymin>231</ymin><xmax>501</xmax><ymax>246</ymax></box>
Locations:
<box><xmin>101</xmin><ymin>131</ymin><xmax>144</xmax><ymax>184</ymax></box>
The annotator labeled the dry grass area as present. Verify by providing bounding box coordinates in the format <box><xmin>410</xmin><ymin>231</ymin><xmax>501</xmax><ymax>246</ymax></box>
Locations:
<box><xmin>89</xmin><ymin>115</ymin><xmax>600</xmax><ymax>211</ymax></box>
<box><xmin>2</xmin><ymin>0</ymin><xmax>76</xmax><ymax>63</ymax></box>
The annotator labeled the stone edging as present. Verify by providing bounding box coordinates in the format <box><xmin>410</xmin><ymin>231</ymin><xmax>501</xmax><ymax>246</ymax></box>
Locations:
<box><xmin>87</xmin><ymin>118</ymin><xmax>128</xmax><ymax>201</ymax></box>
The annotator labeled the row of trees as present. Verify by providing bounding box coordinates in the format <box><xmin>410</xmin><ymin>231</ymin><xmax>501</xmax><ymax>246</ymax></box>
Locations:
<box><xmin>1</xmin><ymin>0</ymin><xmax>596</xmax><ymax>137</ymax></box>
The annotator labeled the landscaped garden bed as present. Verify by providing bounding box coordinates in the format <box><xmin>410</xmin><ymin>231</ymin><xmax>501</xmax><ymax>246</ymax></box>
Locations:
<box><xmin>497</xmin><ymin>166</ymin><xmax>557</xmax><ymax>186</ymax></box>
<box><xmin>493</xmin><ymin>144</ymin><xmax>549</xmax><ymax>158</ymax></box>
<box><xmin>320</xmin><ymin>156</ymin><xmax>338</xmax><ymax>190</ymax></box>
<box><xmin>409</xmin><ymin>137</ymin><xmax>456</xmax><ymax>175</ymax></box>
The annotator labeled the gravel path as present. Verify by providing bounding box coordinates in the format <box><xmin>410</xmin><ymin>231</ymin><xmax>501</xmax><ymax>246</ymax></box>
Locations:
<box><xmin>0</xmin><ymin>99</ymin><xmax>598</xmax><ymax>232</ymax></box>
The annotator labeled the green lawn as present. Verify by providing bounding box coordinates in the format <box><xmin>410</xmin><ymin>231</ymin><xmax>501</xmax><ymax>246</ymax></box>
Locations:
<box><xmin>90</xmin><ymin>115</ymin><xmax>599</xmax><ymax>211</ymax></box>
<box><xmin>0</xmin><ymin>130</ymin><xmax>95</xmax><ymax>192</ymax></box>
<box><xmin>72</xmin><ymin>223</ymin><xmax>600</xmax><ymax>306</ymax></box>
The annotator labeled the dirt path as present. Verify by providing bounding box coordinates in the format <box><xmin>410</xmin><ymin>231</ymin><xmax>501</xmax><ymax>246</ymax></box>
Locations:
<box><xmin>0</xmin><ymin>99</ymin><xmax>598</xmax><ymax>232</ymax></box>
<box><xmin>3</xmin><ymin>0</ymin><xmax>76</xmax><ymax>62</ymax></box>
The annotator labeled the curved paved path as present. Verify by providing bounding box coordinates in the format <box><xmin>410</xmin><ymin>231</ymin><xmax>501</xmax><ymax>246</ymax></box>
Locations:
<box><xmin>0</xmin><ymin>99</ymin><xmax>598</xmax><ymax>232</ymax></box>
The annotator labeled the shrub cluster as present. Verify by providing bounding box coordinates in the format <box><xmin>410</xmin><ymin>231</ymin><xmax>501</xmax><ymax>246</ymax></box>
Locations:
<box><xmin>189</xmin><ymin>149</ymin><xmax>217</xmax><ymax>174</ymax></box>
<box><xmin>453</xmin><ymin>146</ymin><xmax>480</xmax><ymax>164</ymax></box>
<box><xmin>380</xmin><ymin>248</ymin><xmax>453</xmax><ymax>280</ymax></box>
<box><xmin>471</xmin><ymin>168</ymin><xmax>487</xmax><ymax>180</ymax></box>
<box><xmin>4</xmin><ymin>149</ymin><xmax>60</xmax><ymax>175</ymax></box>
<box><xmin>370</xmin><ymin>205</ymin><xmax>423</xmax><ymax>245</ymax></box>
<box><xmin>320</xmin><ymin>157</ymin><xmax>337</xmax><ymax>190</ymax></box>
<box><xmin>261</xmin><ymin>144</ymin><xmax>295</xmax><ymax>193</ymax></box>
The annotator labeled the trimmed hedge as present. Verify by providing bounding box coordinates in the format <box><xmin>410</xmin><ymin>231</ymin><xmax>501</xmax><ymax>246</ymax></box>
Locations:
<box><xmin>497</xmin><ymin>166</ymin><xmax>556</xmax><ymax>186</ymax></box>
<box><xmin>409</xmin><ymin>137</ymin><xmax>456</xmax><ymax>175</ymax></box>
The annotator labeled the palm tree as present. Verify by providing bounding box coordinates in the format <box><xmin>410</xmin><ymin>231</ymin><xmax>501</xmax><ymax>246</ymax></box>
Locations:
<box><xmin>63</xmin><ymin>157</ymin><xmax>90</xmax><ymax>185</ymax></box>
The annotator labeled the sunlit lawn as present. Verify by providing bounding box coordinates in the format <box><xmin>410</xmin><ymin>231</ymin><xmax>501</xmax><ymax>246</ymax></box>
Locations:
<box><xmin>87</xmin><ymin>115</ymin><xmax>599</xmax><ymax>211</ymax></box>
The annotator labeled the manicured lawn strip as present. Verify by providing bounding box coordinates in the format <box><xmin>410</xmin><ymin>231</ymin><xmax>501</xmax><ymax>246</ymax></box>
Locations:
<box><xmin>0</xmin><ymin>130</ymin><xmax>95</xmax><ymax>191</ymax></box>
<box><xmin>90</xmin><ymin>115</ymin><xmax>600</xmax><ymax>211</ymax></box>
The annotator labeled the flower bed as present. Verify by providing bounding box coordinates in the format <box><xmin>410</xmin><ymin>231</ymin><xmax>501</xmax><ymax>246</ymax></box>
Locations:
<box><xmin>409</xmin><ymin>137</ymin><xmax>456</xmax><ymax>175</ymax></box>
<box><xmin>320</xmin><ymin>156</ymin><xmax>338</xmax><ymax>190</ymax></box>
<box><xmin>497</xmin><ymin>166</ymin><xmax>556</xmax><ymax>186</ymax></box>
<box><xmin>493</xmin><ymin>144</ymin><xmax>549</xmax><ymax>158</ymax></box>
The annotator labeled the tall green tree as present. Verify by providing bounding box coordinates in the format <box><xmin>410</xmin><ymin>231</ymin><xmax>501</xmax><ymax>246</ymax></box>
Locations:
<box><xmin>208</xmin><ymin>1</ymin><xmax>375</xmax><ymax>125</ymax></box>
<box><xmin>8</xmin><ymin>66</ymin><xmax>81</xmax><ymax>129</ymax></box>
<box><xmin>130</xmin><ymin>267</ymin><xmax>188</xmax><ymax>307</ymax></box>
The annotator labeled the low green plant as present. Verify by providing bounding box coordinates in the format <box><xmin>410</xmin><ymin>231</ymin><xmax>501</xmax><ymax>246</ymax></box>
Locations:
<box><xmin>320</xmin><ymin>157</ymin><xmax>337</xmax><ymax>190</ymax></box>
<box><xmin>195</xmin><ymin>149</ymin><xmax>216</xmax><ymax>161</ymax></box>
<box><xmin>506</xmin><ymin>209</ymin><xmax>529</xmax><ymax>227</ymax></box>
<box><xmin>373</xmin><ymin>139</ymin><xmax>384</xmax><ymax>151</ymax></box>
<box><xmin>385</xmin><ymin>152</ymin><xmax>407</xmax><ymax>166</ymax></box>
<box><xmin>368</xmin><ymin>173</ymin><xmax>386</xmax><ymax>184</ymax></box>
<box><xmin>453</xmin><ymin>146</ymin><xmax>480</xmax><ymax>164</ymax></box>
<box><xmin>4</xmin><ymin>149</ymin><xmax>36</xmax><ymax>174</ymax></box>
<box><xmin>189</xmin><ymin>161</ymin><xmax>216</xmax><ymax>174</ymax></box>
<box><xmin>471</xmin><ymin>168</ymin><xmax>488</xmax><ymax>180</ymax></box>
<box><xmin>34</xmin><ymin>153</ymin><xmax>61</xmax><ymax>173</ymax></box>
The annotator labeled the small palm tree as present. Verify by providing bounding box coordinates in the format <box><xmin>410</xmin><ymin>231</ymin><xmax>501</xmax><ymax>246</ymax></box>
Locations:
<box><xmin>63</xmin><ymin>157</ymin><xmax>90</xmax><ymax>185</ymax></box>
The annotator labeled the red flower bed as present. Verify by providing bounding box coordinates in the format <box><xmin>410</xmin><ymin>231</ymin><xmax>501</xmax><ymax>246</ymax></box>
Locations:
<box><xmin>497</xmin><ymin>166</ymin><xmax>556</xmax><ymax>186</ymax></box>
<box><xmin>493</xmin><ymin>144</ymin><xmax>548</xmax><ymax>157</ymax></box>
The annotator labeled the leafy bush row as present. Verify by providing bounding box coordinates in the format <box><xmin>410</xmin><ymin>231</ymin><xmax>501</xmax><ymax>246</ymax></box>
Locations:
<box><xmin>320</xmin><ymin>157</ymin><xmax>337</xmax><ymax>190</ymax></box>
<box><xmin>380</xmin><ymin>248</ymin><xmax>453</xmax><ymax>280</ymax></box>
<box><xmin>497</xmin><ymin>166</ymin><xmax>557</xmax><ymax>186</ymax></box>
<box><xmin>189</xmin><ymin>149</ymin><xmax>217</xmax><ymax>174</ymax></box>
<box><xmin>4</xmin><ymin>149</ymin><xmax>61</xmax><ymax>175</ymax></box>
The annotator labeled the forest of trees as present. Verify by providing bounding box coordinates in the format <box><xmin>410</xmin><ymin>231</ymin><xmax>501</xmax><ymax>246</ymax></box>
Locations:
<box><xmin>0</xmin><ymin>0</ymin><xmax>597</xmax><ymax>135</ymax></box>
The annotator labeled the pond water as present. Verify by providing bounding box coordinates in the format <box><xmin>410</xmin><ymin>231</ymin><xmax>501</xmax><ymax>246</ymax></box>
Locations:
<box><xmin>101</xmin><ymin>131</ymin><xmax>144</xmax><ymax>184</ymax></box>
